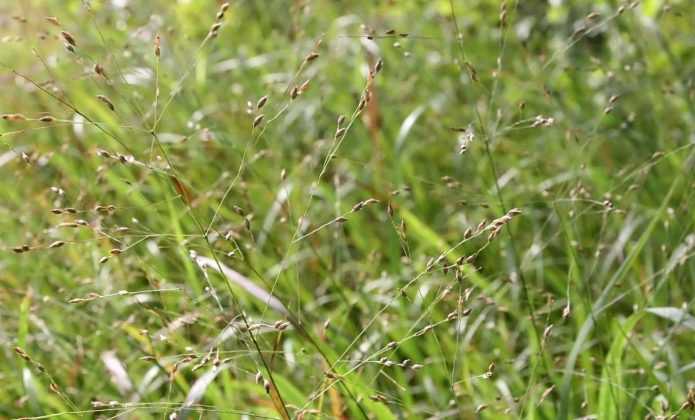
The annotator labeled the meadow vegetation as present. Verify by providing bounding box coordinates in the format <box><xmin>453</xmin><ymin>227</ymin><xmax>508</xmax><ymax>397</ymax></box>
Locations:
<box><xmin>1</xmin><ymin>0</ymin><xmax>694</xmax><ymax>419</ymax></box>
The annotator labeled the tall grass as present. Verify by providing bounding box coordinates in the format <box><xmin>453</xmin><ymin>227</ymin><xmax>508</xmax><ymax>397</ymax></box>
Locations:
<box><xmin>1</xmin><ymin>0</ymin><xmax>694</xmax><ymax>419</ymax></box>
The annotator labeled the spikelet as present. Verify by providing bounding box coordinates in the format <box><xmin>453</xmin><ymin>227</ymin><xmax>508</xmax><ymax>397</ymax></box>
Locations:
<box><xmin>61</xmin><ymin>31</ymin><xmax>76</xmax><ymax>46</ymax></box>
<box><xmin>252</xmin><ymin>114</ymin><xmax>264</xmax><ymax>128</ymax></box>
<box><xmin>97</xmin><ymin>95</ymin><xmax>115</xmax><ymax>111</ymax></box>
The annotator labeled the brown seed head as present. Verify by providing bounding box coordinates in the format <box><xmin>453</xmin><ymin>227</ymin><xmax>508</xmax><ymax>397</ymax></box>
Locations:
<box><xmin>61</xmin><ymin>31</ymin><xmax>76</xmax><ymax>46</ymax></box>
<box><xmin>97</xmin><ymin>95</ymin><xmax>115</xmax><ymax>111</ymax></box>
<box><xmin>252</xmin><ymin>114</ymin><xmax>264</xmax><ymax>128</ymax></box>
<box><xmin>305</xmin><ymin>52</ymin><xmax>320</xmax><ymax>62</ymax></box>
<box><xmin>154</xmin><ymin>34</ymin><xmax>161</xmax><ymax>57</ymax></box>
<box><xmin>374</xmin><ymin>59</ymin><xmax>383</xmax><ymax>74</ymax></box>
<box><xmin>2</xmin><ymin>113</ymin><xmax>27</xmax><ymax>121</ymax></box>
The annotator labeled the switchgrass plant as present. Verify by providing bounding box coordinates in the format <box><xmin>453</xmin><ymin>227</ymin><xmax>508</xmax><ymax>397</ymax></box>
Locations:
<box><xmin>1</xmin><ymin>0</ymin><xmax>694</xmax><ymax>419</ymax></box>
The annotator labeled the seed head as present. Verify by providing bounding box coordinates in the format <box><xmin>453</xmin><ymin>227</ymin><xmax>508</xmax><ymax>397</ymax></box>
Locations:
<box><xmin>252</xmin><ymin>114</ymin><xmax>264</xmax><ymax>128</ymax></box>
<box><xmin>356</xmin><ymin>94</ymin><xmax>367</xmax><ymax>111</ymax></box>
<box><xmin>370</xmin><ymin>394</ymin><xmax>387</xmax><ymax>402</ymax></box>
<box><xmin>58</xmin><ymin>222</ymin><xmax>78</xmax><ymax>228</ymax></box>
<box><xmin>61</xmin><ymin>31</ymin><xmax>76</xmax><ymax>46</ymax></box>
<box><xmin>209</xmin><ymin>22</ymin><xmax>223</xmax><ymax>36</ymax></box>
<box><xmin>273</xmin><ymin>320</ymin><xmax>289</xmax><ymax>331</ymax></box>
<box><xmin>2</xmin><ymin>113</ymin><xmax>27</xmax><ymax>121</ymax></box>
<box><xmin>305</xmin><ymin>52</ymin><xmax>320</xmax><ymax>62</ymax></box>
<box><xmin>374</xmin><ymin>59</ymin><xmax>383</xmax><ymax>74</ymax></box>
<box><xmin>543</xmin><ymin>324</ymin><xmax>554</xmax><ymax>341</ymax></box>
<box><xmin>538</xmin><ymin>385</ymin><xmax>556</xmax><ymax>406</ymax></box>
<box><xmin>94</xmin><ymin>63</ymin><xmax>106</xmax><ymax>77</ymax></box>
<box><xmin>154</xmin><ymin>34</ymin><xmax>161</xmax><ymax>57</ymax></box>
<box><xmin>97</xmin><ymin>95</ymin><xmax>115</xmax><ymax>111</ymax></box>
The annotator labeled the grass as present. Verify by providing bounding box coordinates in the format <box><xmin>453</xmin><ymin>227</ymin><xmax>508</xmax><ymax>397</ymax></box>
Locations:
<box><xmin>1</xmin><ymin>0</ymin><xmax>694</xmax><ymax>419</ymax></box>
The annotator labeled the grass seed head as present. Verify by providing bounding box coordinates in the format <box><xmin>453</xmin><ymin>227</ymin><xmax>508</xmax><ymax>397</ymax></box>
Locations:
<box><xmin>2</xmin><ymin>113</ymin><xmax>27</xmax><ymax>121</ymax></box>
<box><xmin>252</xmin><ymin>114</ymin><xmax>264</xmax><ymax>128</ymax></box>
<box><xmin>154</xmin><ymin>34</ymin><xmax>161</xmax><ymax>57</ymax></box>
<box><xmin>374</xmin><ymin>58</ymin><xmax>383</xmax><ymax>74</ymax></box>
<box><xmin>209</xmin><ymin>22</ymin><xmax>223</xmax><ymax>36</ymax></box>
<box><xmin>60</xmin><ymin>31</ymin><xmax>76</xmax><ymax>46</ymax></box>
<box><xmin>97</xmin><ymin>95</ymin><xmax>115</xmax><ymax>111</ymax></box>
<box><xmin>14</xmin><ymin>347</ymin><xmax>31</xmax><ymax>361</ymax></box>
<box><xmin>274</xmin><ymin>320</ymin><xmax>289</xmax><ymax>331</ymax></box>
<box><xmin>370</xmin><ymin>394</ymin><xmax>387</xmax><ymax>402</ymax></box>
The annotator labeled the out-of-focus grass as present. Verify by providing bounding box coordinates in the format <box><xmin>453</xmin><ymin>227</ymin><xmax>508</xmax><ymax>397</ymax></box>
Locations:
<box><xmin>1</xmin><ymin>0</ymin><xmax>694</xmax><ymax>419</ymax></box>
